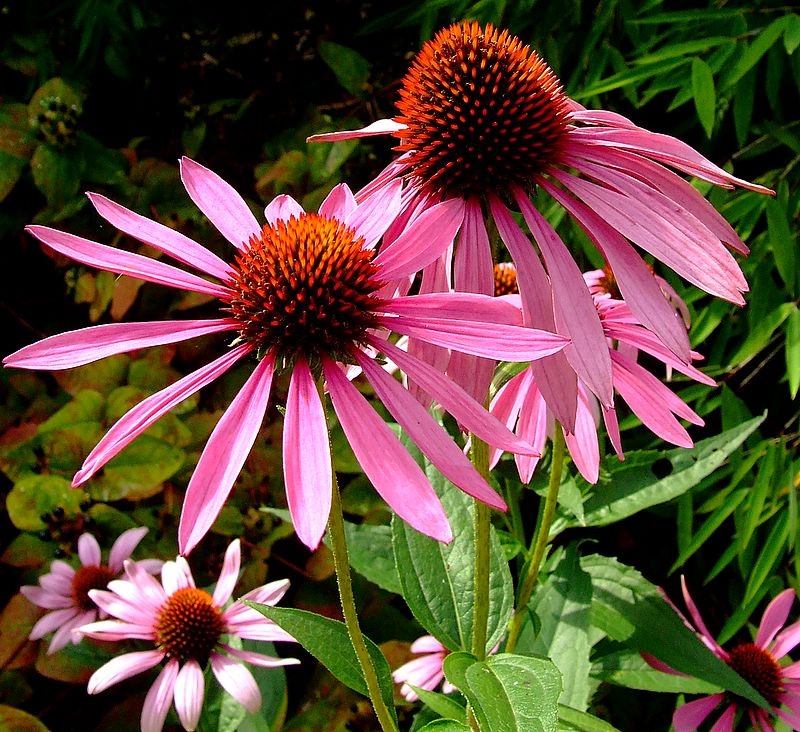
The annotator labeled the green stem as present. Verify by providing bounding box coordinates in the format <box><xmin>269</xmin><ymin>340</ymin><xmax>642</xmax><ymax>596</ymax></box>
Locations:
<box><xmin>328</xmin><ymin>478</ymin><xmax>398</xmax><ymax>732</ymax></box>
<box><xmin>505</xmin><ymin>426</ymin><xmax>566</xmax><ymax>654</ymax></box>
<box><xmin>470</xmin><ymin>435</ymin><xmax>492</xmax><ymax>661</ymax></box>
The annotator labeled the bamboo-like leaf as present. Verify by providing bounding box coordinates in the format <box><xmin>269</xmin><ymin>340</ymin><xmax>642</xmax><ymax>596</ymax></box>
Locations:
<box><xmin>691</xmin><ymin>58</ymin><xmax>716</xmax><ymax>137</ymax></box>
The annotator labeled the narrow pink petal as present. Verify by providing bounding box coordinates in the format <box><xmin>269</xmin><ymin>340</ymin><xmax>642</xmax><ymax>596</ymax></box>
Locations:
<box><xmin>776</xmin><ymin>706</ymin><xmax>800</xmax><ymax>731</ymax></box>
<box><xmin>282</xmin><ymin>357</ymin><xmax>332</xmax><ymax>550</ymax></box>
<box><xmin>513</xmin><ymin>379</ymin><xmax>549</xmax><ymax>483</ymax></box>
<box><xmin>375</xmin><ymin>337</ymin><xmax>538</xmax><ymax>456</ymax></box>
<box><xmin>108</xmin><ymin>527</ymin><xmax>149</xmax><ymax>572</ymax></box>
<box><xmin>381</xmin><ymin>292</ymin><xmax>522</xmax><ymax>324</ymax></box>
<box><xmin>782</xmin><ymin>660</ymin><xmax>800</xmax><ymax>679</ymax></box>
<box><xmin>565</xmin><ymin>390</ymin><xmax>601</xmax><ymax>484</ymax></box>
<box><xmin>672</xmin><ymin>694</ymin><xmax>725</xmax><ymax>732</ymax></box>
<box><xmin>87</xmin><ymin>192</ymin><xmax>233</xmax><ymax>279</ymax></box>
<box><xmin>392</xmin><ymin>655</ymin><xmax>445</xmax><ymax>699</ymax></box>
<box><xmin>373</xmin><ymin>197</ymin><xmax>465</xmax><ymax>280</ymax></box>
<box><xmin>212</xmin><ymin>539</ymin><xmax>241</xmax><ymax>608</ymax></box>
<box><xmin>323</xmin><ymin>358</ymin><xmax>452</xmax><ymax>543</ymax></box>
<box><xmin>602</xmin><ymin>405</ymin><xmax>624</xmax><ymax>458</ymax></box>
<box><xmin>39</xmin><ymin>572</ymin><xmax>72</xmax><ymax>595</ymax></box>
<box><xmin>355</xmin><ymin>350</ymin><xmax>506</xmax><ymax>509</ymax></box>
<box><xmin>124</xmin><ymin>560</ymin><xmax>173</xmax><ymax>606</ymax></box>
<box><xmin>4</xmin><ymin>318</ymin><xmax>236</xmax><ymax>371</ymax></box>
<box><xmin>162</xmin><ymin>561</ymin><xmax>193</xmax><ymax>596</ymax></box>
<box><xmin>20</xmin><ymin>586</ymin><xmax>73</xmax><ymax>610</ymax></box>
<box><xmin>354</xmin><ymin>156</ymin><xmax>412</xmax><ymax>203</ymax></box>
<box><xmin>319</xmin><ymin>183</ymin><xmax>356</xmax><ymax>220</ymax></box>
<box><xmin>680</xmin><ymin>578</ymin><xmax>725</xmax><ymax>656</ymax></box>
<box><xmin>235</xmin><ymin>578</ymin><xmax>291</xmax><ymax>608</ymax></box>
<box><xmin>28</xmin><ymin>608</ymin><xmax>79</xmax><ymax>640</ymax></box>
<box><xmin>75</xmin><ymin>344</ymin><xmax>250</xmax><ymax>486</ymax></box>
<box><xmin>755</xmin><ymin>589</ymin><xmax>796</xmax><ymax>649</ymax></box>
<box><xmin>93</xmin><ymin>580</ymin><xmax>160</xmax><ymax>619</ymax></box>
<box><xmin>180</xmin><ymin>157</ymin><xmax>260</xmax><ymax>249</ymax></box>
<box><xmin>179</xmin><ymin>353</ymin><xmax>275</xmax><ymax>555</ymax></box>
<box><xmin>454</xmin><ymin>197</ymin><xmax>493</xmax><ymax>295</ymax></box>
<box><xmin>78</xmin><ymin>619</ymin><xmax>155</xmax><ymax>641</ymax></box>
<box><xmin>174</xmin><ymin>659</ymin><xmax>205</xmax><ymax>731</ymax></box>
<box><xmin>264</xmin><ymin>194</ymin><xmax>304</xmax><ymax>226</ymax></box>
<box><xmin>219</xmin><ymin>644</ymin><xmax>301</xmax><ymax>668</ymax></box>
<box><xmin>770</xmin><ymin>618</ymin><xmax>800</xmax><ymax>660</ymax></box>
<box><xmin>210</xmin><ymin>654</ymin><xmax>260</xmax><ymax>713</ymax></box>
<box><xmin>141</xmin><ymin>658</ymin><xmax>179</xmax><ymax>732</ymax></box>
<box><xmin>26</xmin><ymin>225</ymin><xmax>230</xmax><ymax>300</ymax></box>
<box><xmin>88</xmin><ymin>649</ymin><xmax>165</xmax><ymax>694</ymax></box>
<box><xmin>410</xmin><ymin>636</ymin><xmax>447</xmax><ymax>654</ymax></box>
<box><xmin>225</xmin><ymin>617</ymin><xmax>297</xmax><ymax>644</ymax></box>
<box><xmin>174</xmin><ymin>557</ymin><xmax>195</xmax><ymax>587</ymax></box>
<box><xmin>51</xmin><ymin>610</ymin><xmax>95</xmax><ymax>651</ymax></box>
<box><xmin>709</xmin><ymin>703</ymin><xmax>737</xmax><ymax>732</ymax></box>
<box><xmin>86</xmin><ymin>591</ymin><xmax>155</xmax><ymax>627</ymax></box>
<box><xmin>307</xmin><ymin>118</ymin><xmax>406</xmax><ymax>143</ymax></box>
<box><xmin>77</xmin><ymin>533</ymin><xmax>101</xmax><ymax>567</ymax></box>
<box><xmin>641</xmin><ymin>651</ymin><xmax>682</xmax><ymax>676</ymax></box>
<box><xmin>345</xmin><ymin>178</ymin><xmax>403</xmax><ymax>248</ymax></box>
<box><xmin>488</xmin><ymin>369</ymin><xmax>532</xmax><ymax>469</ymax></box>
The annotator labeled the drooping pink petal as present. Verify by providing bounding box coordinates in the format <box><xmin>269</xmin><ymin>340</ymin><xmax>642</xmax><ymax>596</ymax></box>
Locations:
<box><xmin>355</xmin><ymin>349</ymin><xmax>506</xmax><ymax>509</ymax></box>
<box><xmin>755</xmin><ymin>588</ymin><xmax>796</xmax><ymax>650</ymax></box>
<box><xmin>174</xmin><ymin>659</ymin><xmax>205</xmax><ymax>731</ymax></box>
<box><xmin>323</xmin><ymin>358</ymin><xmax>452</xmax><ymax>543</ymax></box>
<box><xmin>84</xmin><ymin>591</ymin><xmax>155</xmax><ymax>628</ymax></box>
<box><xmin>77</xmin><ymin>618</ymin><xmax>156</xmax><ymax>641</ymax></box>
<box><xmin>108</xmin><ymin>527</ymin><xmax>150</xmax><ymax>572</ymax></box>
<box><xmin>264</xmin><ymin>194</ymin><xmax>304</xmax><ymax>226</ymax></box>
<box><xmin>180</xmin><ymin>157</ymin><xmax>260</xmax><ymax>249</ymax></box>
<box><xmin>77</xmin><ymin>533</ymin><xmax>101</xmax><ymax>567</ymax></box>
<box><xmin>307</xmin><ymin>118</ymin><xmax>407</xmax><ymax>143</ymax></box>
<box><xmin>319</xmin><ymin>183</ymin><xmax>356</xmax><ymax>220</ymax></box>
<box><xmin>28</xmin><ymin>608</ymin><xmax>78</xmax><ymax>639</ymax></box>
<box><xmin>512</xmin><ymin>378</ymin><xmax>548</xmax><ymax>484</ymax></box>
<box><xmin>212</xmin><ymin>539</ymin><xmax>241</xmax><ymax>608</ymax></box>
<box><xmin>141</xmin><ymin>658</ymin><xmax>179</xmax><ymax>732</ymax></box>
<box><xmin>25</xmin><ymin>225</ymin><xmax>230</xmax><ymax>300</ymax></box>
<box><xmin>4</xmin><ymin>318</ymin><xmax>237</xmax><ymax>371</ymax></box>
<box><xmin>373</xmin><ymin>197</ymin><xmax>465</xmax><ymax>280</ymax></box>
<box><xmin>770</xmin><ymin>618</ymin><xmax>800</xmax><ymax>660</ymax></box>
<box><xmin>219</xmin><ymin>644</ymin><xmax>301</xmax><ymax>668</ymax></box>
<box><xmin>345</xmin><ymin>178</ymin><xmax>403</xmax><ymax>248</ymax></box>
<box><xmin>565</xmin><ymin>389</ymin><xmax>601</xmax><ymax>484</ymax></box>
<box><xmin>87</xmin><ymin>649</ymin><xmax>165</xmax><ymax>694</ymax></box>
<box><xmin>488</xmin><ymin>369</ymin><xmax>532</xmax><ymax>469</ymax></box>
<box><xmin>74</xmin><ymin>344</ymin><xmax>251</xmax><ymax>486</ymax></box>
<box><xmin>49</xmin><ymin>609</ymin><xmax>95</xmax><ymax>652</ymax></box>
<box><xmin>211</xmin><ymin>654</ymin><xmax>261</xmax><ymax>713</ymax></box>
<box><xmin>87</xmin><ymin>193</ymin><xmax>234</xmax><ymax>279</ymax></box>
<box><xmin>672</xmin><ymin>693</ymin><xmax>725</xmax><ymax>732</ymax></box>
<box><xmin>179</xmin><ymin>353</ymin><xmax>275</xmax><ymax>555</ymax></box>
<box><xmin>382</xmin><ymin>292</ymin><xmax>521</xmax><ymax>324</ymax></box>
<box><xmin>708</xmin><ymin>703</ymin><xmax>736</xmax><ymax>732</ymax></box>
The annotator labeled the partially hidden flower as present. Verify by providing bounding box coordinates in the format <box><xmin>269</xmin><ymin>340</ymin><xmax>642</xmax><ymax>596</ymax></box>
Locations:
<box><xmin>393</xmin><ymin>635</ymin><xmax>455</xmax><ymax>702</ymax></box>
<box><xmin>20</xmin><ymin>526</ymin><xmax>161</xmax><ymax>654</ymax></box>
<box><xmin>648</xmin><ymin>578</ymin><xmax>800</xmax><ymax>731</ymax></box>
<box><xmin>76</xmin><ymin>539</ymin><xmax>298</xmax><ymax>732</ymax></box>
<box><xmin>4</xmin><ymin>158</ymin><xmax>569</xmax><ymax>554</ymax></box>
<box><xmin>310</xmin><ymin>21</ymin><xmax>772</xmax><ymax>432</ymax></box>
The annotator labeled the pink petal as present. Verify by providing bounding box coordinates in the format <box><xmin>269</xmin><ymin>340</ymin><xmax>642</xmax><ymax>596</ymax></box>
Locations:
<box><xmin>355</xmin><ymin>350</ymin><xmax>506</xmax><ymax>510</ymax></box>
<box><xmin>307</xmin><ymin>118</ymin><xmax>406</xmax><ymax>143</ymax></box>
<box><xmin>39</xmin><ymin>571</ymin><xmax>72</xmax><ymax>596</ymax></box>
<box><xmin>77</xmin><ymin>533</ymin><xmax>101</xmax><ymax>567</ymax></box>
<box><xmin>672</xmin><ymin>694</ymin><xmax>725</xmax><ymax>732</ymax></box>
<box><xmin>174</xmin><ymin>659</ymin><xmax>205</xmax><ymax>731</ymax></box>
<box><xmin>87</xmin><ymin>649</ymin><xmax>165</xmax><ymax>694</ymax></box>
<box><xmin>78</xmin><ymin>619</ymin><xmax>155</xmax><ymax>641</ymax></box>
<box><xmin>410</xmin><ymin>635</ymin><xmax>447</xmax><ymax>654</ymax></box>
<box><xmin>264</xmin><ymin>194</ymin><xmax>304</xmax><ymax>226</ymax></box>
<box><xmin>28</xmin><ymin>608</ymin><xmax>79</xmax><ymax>640</ymax></box>
<box><xmin>125</xmin><ymin>559</ymin><xmax>174</xmax><ymax>606</ymax></box>
<box><xmin>382</xmin><ymin>291</ymin><xmax>522</xmax><ymax>324</ymax></box>
<box><xmin>770</xmin><ymin>618</ymin><xmax>800</xmax><ymax>660</ymax></box>
<box><xmin>283</xmin><ymin>357</ymin><xmax>332</xmax><ymax>550</ymax></box>
<box><xmin>565</xmin><ymin>390</ymin><xmax>601</xmax><ymax>484</ymax></box>
<box><xmin>373</xmin><ymin>197</ymin><xmax>465</xmax><ymax>280</ymax></box>
<box><xmin>212</xmin><ymin>539</ymin><xmax>241</xmax><ymax>608</ymax></box>
<box><xmin>513</xmin><ymin>378</ymin><xmax>549</xmax><ymax>483</ymax></box>
<box><xmin>108</xmin><ymin>527</ymin><xmax>149</xmax><ymax>572</ymax></box>
<box><xmin>454</xmin><ymin>197</ymin><xmax>493</xmax><ymax>295</ymax></box>
<box><xmin>344</xmin><ymin>178</ymin><xmax>403</xmax><ymax>248</ymax></box>
<box><xmin>680</xmin><ymin>577</ymin><xmax>725</xmax><ymax>657</ymax></box>
<box><xmin>86</xmin><ymin>590</ymin><xmax>155</xmax><ymax>627</ymax></box>
<box><xmin>488</xmin><ymin>369</ymin><xmax>533</xmax><ymax>469</ymax></box>
<box><xmin>219</xmin><ymin>644</ymin><xmax>300</xmax><ymax>668</ymax></box>
<box><xmin>141</xmin><ymin>658</ymin><xmax>179</xmax><ymax>732</ymax></box>
<box><xmin>4</xmin><ymin>318</ymin><xmax>236</xmax><ymax>371</ymax></box>
<box><xmin>755</xmin><ymin>589</ymin><xmax>796</xmax><ymax>650</ymax></box>
<box><xmin>709</xmin><ymin>703</ymin><xmax>737</xmax><ymax>732</ymax></box>
<box><xmin>211</xmin><ymin>654</ymin><xmax>260</xmax><ymax>713</ymax></box>
<box><xmin>87</xmin><ymin>192</ymin><xmax>233</xmax><ymax>279</ymax></box>
<box><xmin>323</xmin><ymin>358</ymin><xmax>452</xmax><ymax>543</ymax></box>
<box><xmin>179</xmin><ymin>353</ymin><xmax>275</xmax><ymax>555</ymax></box>
<box><xmin>49</xmin><ymin>609</ymin><xmax>95</xmax><ymax>652</ymax></box>
<box><xmin>180</xmin><ymin>157</ymin><xmax>260</xmax><ymax>249</ymax></box>
<box><xmin>319</xmin><ymin>184</ymin><xmax>356</xmax><ymax>220</ymax></box>
<box><xmin>25</xmin><ymin>225</ymin><xmax>230</xmax><ymax>300</ymax></box>
<box><xmin>75</xmin><ymin>344</ymin><xmax>250</xmax><ymax>486</ymax></box>
<box><xmin>21</xmin><ymin>586</ymin><xmax>73</xmax><ymax>610</ymax></box>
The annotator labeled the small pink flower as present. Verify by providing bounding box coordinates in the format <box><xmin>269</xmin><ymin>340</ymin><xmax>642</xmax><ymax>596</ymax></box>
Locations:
<box><xmin>393</xmin><ymin>635</ymin><xmax>456</xmax><ymax>702</ymax></box>
<box><xmin>650</xmin><ymin>579</ymin><xmax>800</xmax><ymax>731</ymax></box>
<box><xmin>20</xmin><ymin>526</ymin><xmax>160</xmax><ymax>654</ymax></box>
<box><xmin>77</xmin><ymin>539</ymin><xmax>298</xmax><ymax>732</ymax></box>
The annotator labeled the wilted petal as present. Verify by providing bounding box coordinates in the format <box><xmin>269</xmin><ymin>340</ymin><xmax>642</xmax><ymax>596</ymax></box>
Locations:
<box><xmin>307</xmin><ymin>118</ymin><xmax>407</xmax><ymax>143</ymax></box>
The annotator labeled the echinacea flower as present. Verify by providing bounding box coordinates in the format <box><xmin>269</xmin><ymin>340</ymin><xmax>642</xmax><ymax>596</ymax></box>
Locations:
<box><xmin>393</xmin><ymin>635</ymin><xmax>455</xmax><ymax>702</ymax></box>
<box><xmin>20</xmin><ymin>526</ymin><xmax>160</xmax><ymax>654</ymax></box>
<box><xmin>310</xmin><ymin>21</ymin><xmax>771</xmax><ymax>432</ymax></box>
<box><xmin>648</xmin><ymin>579</ymin><xmax>800</xmax><ymax>731</ymax></box>
<box><xmin>76</xmin><ymin>539</ymin><xmax>298</xmax><ymax>732</ymax></box>
<box><xmin>4</xmin><ymin>158</ymin><xmax>568</xmax><ymax>554</ymax></box>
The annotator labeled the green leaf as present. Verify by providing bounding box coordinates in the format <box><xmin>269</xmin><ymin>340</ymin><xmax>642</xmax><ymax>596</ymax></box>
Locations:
<box><xmin>30</xmin><ymin>144</ymin><xmax>84</xmax><ymax>207</ymax></box>
<box><xmin>552</xmin><ymin>416</ymin><xmax>765</xmax><ymax>533</ymax></box>
<box><xmin>0</xmin><ymin>703</ymin><xmax>53</xmax><ymax>732</ymax></box>
<box><xmin>632</xmin><ymin>37</ymin><xmax>733</xmax><ymax>65</ymax></box>
<box><xmin>417</xmin><ymin>721</ymin><xmax>471</xmax><ymax>732</ymax></box>
<box><xmin>339</xmin><ymin>522</ymin><xmax>401</xmax><ymax>595</ymax></box>
<box><xmin>691</xmin><ymin>58</ymin><xmax>716</xmax><ymax>137</ymax></box>
<box><xmin>727</xmin><ymin>303</ymin><xmax>795</xmax><ymax>368</ymax></box>
<box><xmin>7</xmin><ymin>474</ymin><xmax>88</xmax><ymax>531</ymax></box>
<box><xmin>787</xmin><ymin>306</ymin><xmax>800</xmax><ymax>399</ymax></box>
<box><xmin>412</xmin><ymin>687</ymin><xmax>467</xmax><ymax>723</ymax></box>
<box><xmin>733</xmin><ymin>67</ymin><xmax>756</xmax><ymax>147</ymax></box>
<box><xmin>444</xmin><ymin>652</ymin><xmax>561</xmax><ymax>732</ymax></box>
<box><xmin>785</xmin><ymin>14</ymin><xmax>800</xmax><ymax>54</ymax></box>
<box><xmin>743</xmin><ymin>510</ymin><xmax>790</xmax><ymax>604</ymax></box>
<box><xmin>581</xmin><ymin>554</ymin><xmax>767</xmax><ymax>708</ymax></box>
<box><xmin>392</xmin><ymin>466</ymin><xmax>513</xmax><ymax>654</ymax></box>
<box><xmin>244</xmin><ymin>604</ymin><xmax>398</xmax><ymax>728</ymax></box>
<box><xmin>765</xmin><ymin>197</ymin><xmax>797</xmax><ymax>293</ymax></box>
<box><xmin>721</xmin><ymin>17</ymin><xmax>789</xmax><ymax>91</ymax></box>
<box><xmin>572</xmin><ymin>59</ymin><xmax>687</xmax><ymax>99</ymax></box>
<box><xmin>318</xmin><ymin>41</ymin><xmax>370</xmax><ymax>98</ymax></box>
<box><xmin>557</xmin><ymin>705</ymin><xmax>621</xmax><ymax>732</ymax></box>
<box><xmin>630</xmin><ymin>9</ymin><xmax>745</xmax><ymax>24</ymax></box>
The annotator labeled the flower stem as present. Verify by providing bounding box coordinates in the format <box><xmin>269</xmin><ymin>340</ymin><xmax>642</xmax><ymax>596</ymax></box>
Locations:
<box><xmin>505</xmin><ymin>425</ymin><xmax>566</xmax><ymax>653</ymax></box>
<box><xmin>328</xmin><ymin>478</ymin><xmax>398</xmax><ymax>732</ymax></box>
<box><xmin>470</xmin><ymin>434</ymin><xmax>491</xmax><ymax>660</ymax></box>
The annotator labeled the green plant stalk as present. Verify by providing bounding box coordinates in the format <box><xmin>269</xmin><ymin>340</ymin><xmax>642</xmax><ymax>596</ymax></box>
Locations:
<box><xmin>505</xmin><ymin>426</ymin><xmax>566</xmax><ymax>653</ymax></box>
<box><xmin>328</xmin><ymin>477</ymin><xmax>399</xmax><ymax>732</ymax></box>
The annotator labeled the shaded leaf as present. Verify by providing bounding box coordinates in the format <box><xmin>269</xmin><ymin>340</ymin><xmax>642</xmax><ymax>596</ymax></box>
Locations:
<box><xmin>691</xmin><ymin>58</ymin><xmax>716</xmax><ymax>137</ymax></box>
<box><xmin>7</xmin><ymin>475</ymin><xmax>88</xmax><ymax>531</ymax></box>
<box><xmin>318</xmin><ymin>41</ymin><xmax>370</xmax><ymax>97</ymax></box>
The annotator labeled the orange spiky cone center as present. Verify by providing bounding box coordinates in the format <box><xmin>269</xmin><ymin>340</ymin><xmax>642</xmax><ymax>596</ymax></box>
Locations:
<box><xmin>154</xmin><ymin>587</ymin><xmax>226</xmax><ymax>665</ymax></box>
<box><xmin>728</xmin><ymin>642</ymin><xmax>784</xmax><ymax>706</ymax></box>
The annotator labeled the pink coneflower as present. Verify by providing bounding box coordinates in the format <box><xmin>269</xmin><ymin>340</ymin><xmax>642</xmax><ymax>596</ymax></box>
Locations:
<box><xmin>310</xmin><ymin>21</ymin><xmax>771</xmax><ymax>431</ymax></box>
<box><xmin>648</xmin><ymin>579</ymin><xmax>800</xmax><ymax>731</ymax></box>
<box><xmin>76</xmin><ymin>539</ymin><xmax>299</xmax><ymax>732</ymax></box>
<box><xmin>20</xmin><ymin>526</ymin><xmax>160</xmax><ymax>654</ymax></box>
<box><xmin>489</xmin><ymin>264</ymin><xmax>713</xmax><ymax>484</ymax></box>
<box><xmin>392</xmin><ymin>635</ymin><xmax>455</xmax><ymax>702</ymax></box>
<box><xmin>4</xmin><ymin>158</ymin><xmax>567</xmax><ymax>554</ymax></box>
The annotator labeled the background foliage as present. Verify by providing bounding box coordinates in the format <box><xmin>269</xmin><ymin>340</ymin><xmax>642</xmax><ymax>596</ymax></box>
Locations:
<box><xmin>0</xmin><ymin>1</ymin><xmax>797</xmax><ymax>730</ymax></box>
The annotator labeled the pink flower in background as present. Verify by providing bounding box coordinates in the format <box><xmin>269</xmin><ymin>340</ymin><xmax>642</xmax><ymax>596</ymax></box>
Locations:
<box><xmin>393</xmin><ymin>635</ymin><xmax>455</xmax><ymax>702</ymax></box>
<box><xmin>21</xmin><ymin>527</ymin><xmax>160</xmax><ymax>654</ymax></box>
<box><xmin>310</xmin><ymin>20</ymin><xmax>771</xmax><ymax>432</ymax></box>
<box><xmin>4</xmin><ymin>158</ymin><xmax>567</xmax><ymax>554</ymax></box>
<box><xmin>649</xmin><ymin>579</ymin><xmax>800</xmax><ymax>731</ymax></box>
<box><xmin>77</xmin><ymin>539</ymin><xmax>298</xmax><ymax>732</ymax></box>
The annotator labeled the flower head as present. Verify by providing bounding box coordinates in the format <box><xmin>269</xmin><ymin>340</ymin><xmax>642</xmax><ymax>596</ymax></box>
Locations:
<box><xmin>20</xmin><ymin>527</ymin><xmax>159</xmax><ymax>654</ymax></box>
<box><xmin>310</xmin><ymin>21</ymin><xmax>771</xmax><ymax>433</ymax></box>
<box><xmin>4</xmin><ymin>158</ymin><xmax>568</xmax><ymax>554</ymax></box>
<box><xmin>392</xmin><ymin>635</ymin><xmax>455</xmax><ymax>702</ymax></box>
<box><xmin>651</xmin><ymin>579</ymin><xmax>800</xmax><ymax>731</ymax></box>
<box><xmin>77</xmin><ymin>539</ymin><xmax>298</xmax><ymax>732</ymax></box>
